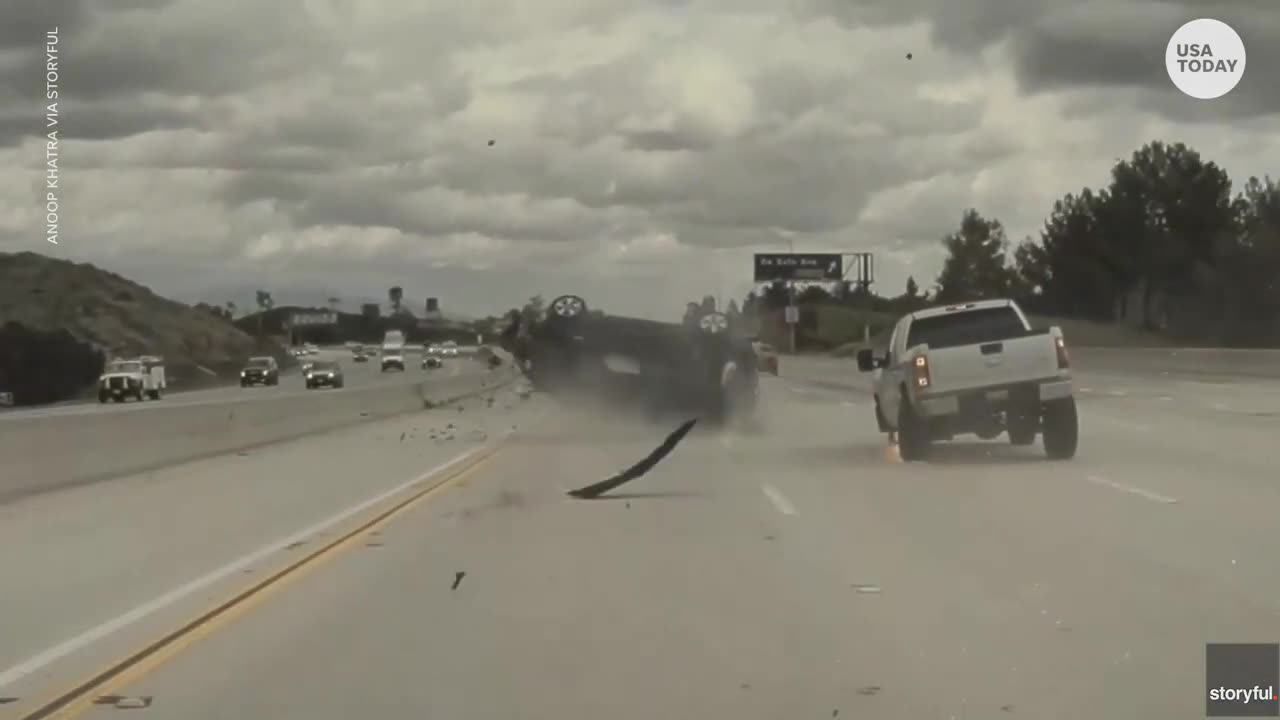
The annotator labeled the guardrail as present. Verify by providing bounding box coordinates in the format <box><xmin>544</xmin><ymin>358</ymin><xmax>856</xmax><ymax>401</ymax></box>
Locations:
<box><xmin>781</xmin><ymin>347</ymin><xmax>1280</xmax><ymax>391</ymax></box>
<box><xmin>1</xmin><ymin>368</ymin><xmax>515</xmax><ymax>503</ymax></box>
<box><xmin>1067</xmin><ymin>347</ymin><xmax>1280</xmax><ymax>379</ymax></box>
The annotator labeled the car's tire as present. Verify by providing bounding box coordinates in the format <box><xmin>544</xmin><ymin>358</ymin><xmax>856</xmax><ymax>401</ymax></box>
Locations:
<box><xmin>548</xmin><ymin>294</ymin><xmax>588</xmax><ymax>322</ymax></box>
<box><xmin>698</xmin><ymin>312</ymin><xmax>731</xmax><ymax>336</ymax></box>
<box><xmin>1042</xmin><ymin>396</ymin><xmax>1079</xmax><ymax>460</ymax></box>
<box><xmin>896</xmin><ymin>392</ymin><xmax>930</xmax><ymax>461</ymax></box>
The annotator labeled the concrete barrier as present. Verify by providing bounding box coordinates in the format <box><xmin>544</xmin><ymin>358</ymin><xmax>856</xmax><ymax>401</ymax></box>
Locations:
<box><xmin>781</xmin><ymin>347</ymin><xmax>1280</xmax><ymax>392</ymax></box>
<box><xmin>1069</xmin><ymin>347</ymin><xmax>1280</xmax><ymax>379</ymax></box>
<box><xmin>1</xmin><ymin>367</ymin><xmax>516</xmax><ymax>503</ymax></box>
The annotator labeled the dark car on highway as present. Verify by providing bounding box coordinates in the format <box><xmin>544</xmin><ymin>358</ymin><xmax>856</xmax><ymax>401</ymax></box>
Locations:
<box><xmin>305</xmin><ymin>361</ymin><xmax>345</xmax><ymax>389</ymax></box>
<box><xmin>499</xmin><ymin>294</ymin><xmax>758</xmax><ymax>423</ymax></box>
<box><xmin>240</xmin><ymin>356</ymin><xmax>279</xmax><ymax>387</ymax></box>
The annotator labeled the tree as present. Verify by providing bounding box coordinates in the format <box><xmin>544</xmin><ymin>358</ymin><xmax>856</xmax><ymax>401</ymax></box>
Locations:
<box><xmin>225</xmin><ymin>301</ymin><xmax>237</xmax><ymax>319</ymax></box>
<box><xmin>905</xmin><ymin>276</ymin><xmax>919</xmax><ymax>298</ymax></box>
<box><xmin>935</xmin><ymin>209</ymin><xmax>1018</xmax><ymax>303</ymax></box>
<box><xmin>1106</xmin><ymin>141</ymin><xmax>1237</xmax><ymax>329</ymax></box>
<box><xmin>388</xmin><ymin>286</ymin><xmax>403</xmax><ymax>315</ymax></box>
<box><xmin>761</xmin><ymin>280</ymin><xmax>790</xmax><ymax>311</ymax></box>
<box><xmin>521</xmin><ymin>295</ymin><xmax>544</xmax><ymax>324</ymax></box>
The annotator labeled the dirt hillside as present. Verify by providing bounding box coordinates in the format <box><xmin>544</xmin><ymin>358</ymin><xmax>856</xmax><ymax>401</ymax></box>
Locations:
<box><xmin>0</xmin><ymin>251</ymin><xmax>292</xmax><ymax>390</ymax></box>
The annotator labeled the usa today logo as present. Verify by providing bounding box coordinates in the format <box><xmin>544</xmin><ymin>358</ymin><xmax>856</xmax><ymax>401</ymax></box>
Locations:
<box><xmin>1166</xmin><ymin>18</ymin><xmax>1246</xmax><ymax>99</ymax></box>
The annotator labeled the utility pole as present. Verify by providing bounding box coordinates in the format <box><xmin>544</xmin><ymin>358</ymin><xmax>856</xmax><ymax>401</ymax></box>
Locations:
<box><xmin>788</xmin><ymin>282</ymin><xmax>797</xmax><ymax>353</ymax></box>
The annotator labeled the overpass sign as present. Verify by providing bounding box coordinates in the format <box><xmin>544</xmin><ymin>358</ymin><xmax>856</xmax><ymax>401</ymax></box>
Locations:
<box><xmin>753</xmin><ymin>253</ymin><xmax>843</xmax><ymax>282</ymax></box>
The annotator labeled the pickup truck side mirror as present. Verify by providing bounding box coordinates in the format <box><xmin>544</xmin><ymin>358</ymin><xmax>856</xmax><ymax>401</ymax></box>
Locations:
<box><xmin>856</xmin><ymin>348</ymin><xmax>880</xmax><ymax>372</ymax></box>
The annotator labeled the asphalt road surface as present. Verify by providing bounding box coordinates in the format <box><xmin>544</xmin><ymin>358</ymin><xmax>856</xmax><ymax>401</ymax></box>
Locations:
<box><xmin>1</xmin><ymin>357</ymin><xmax>1278</xmax><ymax>719</ymax></box>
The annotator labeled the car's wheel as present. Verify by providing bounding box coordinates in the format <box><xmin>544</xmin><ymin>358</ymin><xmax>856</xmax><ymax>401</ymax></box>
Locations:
<box><xmin>896</xmin><ymin>392</ymin><xmax>930</xmax><ymax>461</ymax></box>
<box><xmin>549</xmin><ymin>294</ymin><xmax>587</xmax><ymax>321</ymax></box>
<box><xmin>1042</xmin><ymin>396</ymin><xmax>1079</xmax><ymax>460</ymax></box>
<box><xmin>698</xmin><ymin>312</ymin><xmax>730</xmax><ymax>335</ymax></box>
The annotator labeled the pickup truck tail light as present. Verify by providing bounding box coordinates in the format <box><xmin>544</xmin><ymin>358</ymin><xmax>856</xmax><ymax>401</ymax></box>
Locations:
<box><xmin>1055</xmin><ymin>337</ymin><xmax>1070</xmax><ymax>369</ymax></box>
<box><xmin>913</xmin><ymin>355</ymin><xmax>931</xmax><ymax>389</ymax></box>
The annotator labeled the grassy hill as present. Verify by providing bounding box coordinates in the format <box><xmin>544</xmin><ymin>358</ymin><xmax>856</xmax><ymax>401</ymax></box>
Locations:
<box><xmin>0</xmin><ymin>252</ymin><xmax>294</xmax><ymax>392</ymax></box>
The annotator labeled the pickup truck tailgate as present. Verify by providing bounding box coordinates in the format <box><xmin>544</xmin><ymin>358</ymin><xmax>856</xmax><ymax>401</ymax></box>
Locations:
<box><xmin>921</xmin><ymin>333</ymin><xmax>1060</xmax><ymax>394</ymax></box>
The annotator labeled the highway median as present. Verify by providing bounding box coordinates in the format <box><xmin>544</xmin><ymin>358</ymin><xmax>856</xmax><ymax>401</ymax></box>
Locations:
<box><xmin>0</xmin><ymin>366</ymin><xmax>516</xmax><ymax>504</ymax></box>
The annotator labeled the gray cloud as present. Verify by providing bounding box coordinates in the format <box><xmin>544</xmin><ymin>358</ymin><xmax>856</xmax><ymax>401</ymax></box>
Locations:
<box><xmin>0</xmin><ymin>0</ymin><xmax>1275</xmax><ymax>318</ymax></box>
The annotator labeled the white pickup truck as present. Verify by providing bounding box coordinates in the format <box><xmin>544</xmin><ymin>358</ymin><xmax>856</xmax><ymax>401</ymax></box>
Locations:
<box><xmin>98</xmin><ymin>356</ymin><xmax>167</xmax><ymax>403</ymax></box>
<box><xmin>856</xmin><ymin>299</ymin><xmax>1077</xmax><ymax>461</ymax></box>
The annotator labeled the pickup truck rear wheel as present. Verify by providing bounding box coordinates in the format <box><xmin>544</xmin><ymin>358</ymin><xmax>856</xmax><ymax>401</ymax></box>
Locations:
<box><xmin>896</xmin><ymin>394</ymin><xmax>930</xmax><ymax>461</ymax></box>
<box><xmin>1042</xmin><ymin>396</ymin><xmax>1079</xmax><ymax>460</ymax></box>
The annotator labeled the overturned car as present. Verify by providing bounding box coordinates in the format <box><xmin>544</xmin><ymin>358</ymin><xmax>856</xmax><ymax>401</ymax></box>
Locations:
<box><xmin>500</xmin><ymin>294</ymin><xmax>759</xmax><ymax>422</ymax></box>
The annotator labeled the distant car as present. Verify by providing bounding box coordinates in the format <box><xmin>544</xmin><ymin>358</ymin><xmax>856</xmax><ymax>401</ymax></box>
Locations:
<box><xmin>305</xmin><ymin>360</ymin><xmax>344</xmax><ymax>389</ymax></box>
<box><xmin>352</xmin><ymin>352</ymin><xmax>369</xmax><ymax>363</ymax></box>
<box><xmin>240</xmin><ymin>356</ymin><xmax>279</xmax><ymax>387</ymax></box>
<box><xmin>752</xmin><ymin>341</ymin><xmax>779</xmax><ymax>375</ymax></box>
<box><xmin>291</xmin><ymin>348</ymin><xmax>307</xmax><ymax>358</ymax></box>
<box><xmin>422</xmin><ymin>355</ymin><xmax>442</xmax><ymax>369</ymax></box>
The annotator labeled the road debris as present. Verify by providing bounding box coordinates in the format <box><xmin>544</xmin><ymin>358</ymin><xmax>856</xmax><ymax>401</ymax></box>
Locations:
<box><xmin>94</xmin><ymin>695</ymin><xmax>153</xmax><ymax>709</ymax></box>
<box><xmin>567</xmin><ymin>418</ymin><xmax>697</xmax><ymax>499</ymax></box>
<box><xmin>452</xmin><ymin>571</ymin><xmax>466</xmax><ymax>590</ymax></box>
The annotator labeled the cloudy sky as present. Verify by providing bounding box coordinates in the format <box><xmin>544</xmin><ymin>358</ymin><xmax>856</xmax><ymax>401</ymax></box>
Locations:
<box><xmin>0</xmin><ymin>0</ymin><xmax>1276</xmax><ymax>319</ymax></box>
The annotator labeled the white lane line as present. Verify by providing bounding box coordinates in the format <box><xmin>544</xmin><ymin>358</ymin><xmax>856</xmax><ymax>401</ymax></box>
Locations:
<box><xmin>1086</xmin><ymin>475</ymin><xmax>1179</xmax><ymax>504</ymax></box>
<box><xmin>0</xmin><ymin>444</ymin><xmax>494</xmax><ymax>690</ymax></box>
<box><xmin>790</xmin><ymin>386</ymin><xmax>811</xmax><ymax>395</ymax></box>
<box><xmin>761</xmin><ymin>483</ymin><xmax>797</xmax><ymax>516</ymax></box>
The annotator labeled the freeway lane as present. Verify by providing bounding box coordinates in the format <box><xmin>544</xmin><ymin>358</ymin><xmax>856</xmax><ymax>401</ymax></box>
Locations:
<box><xmin>2</xmin><ymin>363</ymin><xmax>1279</xmax><ymax>719</ymax></box>
<box><xmin>0</xmin><ymin>348</ymin><xmax>433</xmax><ymax>422</ymax></box>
